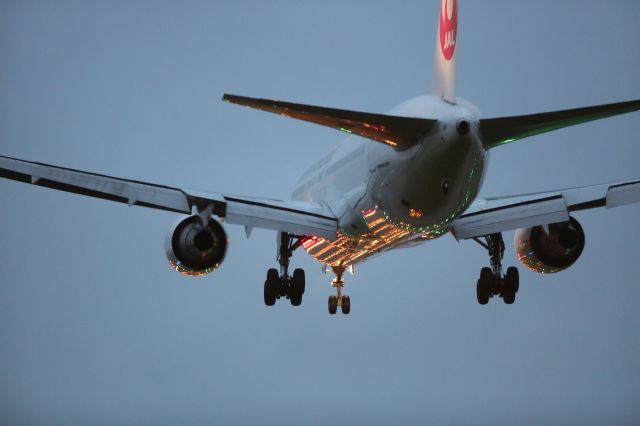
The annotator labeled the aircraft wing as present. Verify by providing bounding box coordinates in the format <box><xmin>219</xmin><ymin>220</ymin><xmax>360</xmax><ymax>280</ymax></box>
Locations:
<box><xmin>0</xmin><ymin>155</ymin><xmax>338</xmax><ymax>240</ymax></box>
<box><xmin>451</xmin><ymin>179</ymin><xmax>640</xmax><ymax>240</ymax></box>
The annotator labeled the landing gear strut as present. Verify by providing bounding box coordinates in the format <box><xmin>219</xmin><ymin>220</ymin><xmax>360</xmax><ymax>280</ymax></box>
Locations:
<box><xmin>473</xmin><ymin>233</ymin><xmax>519</xmax><ymax>305</ymax></box>
<box><xmin>264</xmin><ymin>233</ymin><xmax>305</xmax><ymax>307</ymax></box>
<box><xmin>327</xmin><ymin>266</ymin><xmax>351</xmax><ymax>315</ymax></box>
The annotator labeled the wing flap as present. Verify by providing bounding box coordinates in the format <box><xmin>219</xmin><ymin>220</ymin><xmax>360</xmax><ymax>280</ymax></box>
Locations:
<box><xmin>224</xmin><ymin>197</ymin><xmax>337</xmax><ymax>241</ymax></box>
<box><xmin>223</xmin><ymin>94</ymin><xmax>436</xmax><ymax>150</ymax></box>
<box><xmin>453</xmin><ymin>196</ymin><xmax>569</xmax><ymax>240</ymax></box>
<box><xmin>453</xmin><ymin>179</ymin><xmax>640</xmax><ymax>240</ymax></box>
<box><xmin>1</xmin><ymin>155</ymin><xmax>192</xmax><ymax>213</ymax></box>
<box><xmin>606</xmin><ymin>181</ymin><xmax>640</xmax><ymax>209</ymax></box>
<box><xmin>481</xmin><ymin>99</ymin><xmax>640</xmax><ymax>149</ymax></box>
<box><xmin>1</xmin><ymin>155</ymin><xmax>338</xmax><ymax>239</ymax></box>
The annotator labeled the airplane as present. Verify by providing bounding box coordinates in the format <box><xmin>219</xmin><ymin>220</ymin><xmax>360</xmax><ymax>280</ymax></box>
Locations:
<box><xmin>1</xmin><ymin>0</ymin><xmax>639</xmax><ymax>315</ymax></box>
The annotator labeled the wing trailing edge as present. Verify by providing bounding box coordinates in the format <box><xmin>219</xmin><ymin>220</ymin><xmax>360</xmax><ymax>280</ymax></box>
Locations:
<box><xmin>452</xmin><ymin>179</ymin><xmax>640</xmax><ymax>240</ymax></box>
<box><xmin>223</xmin><ymin>94</ymin><xmax>437</xmax><ymax>150</ymax></box>
<box><xmin>0</xmin><ymin>155</ymin><xmax>338</xmax><ymax>240</ymax></box>
<box><xmin>481</xmin><ymin>99</ymin><xmax>640</xmax><ymax>149</ymax></box>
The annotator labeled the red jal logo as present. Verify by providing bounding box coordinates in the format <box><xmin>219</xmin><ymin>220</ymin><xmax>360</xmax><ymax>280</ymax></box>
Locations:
<box><xmin>439</xmin><ymin>0</ymin><xmax>457</xmax><ymax>60</ymax></box>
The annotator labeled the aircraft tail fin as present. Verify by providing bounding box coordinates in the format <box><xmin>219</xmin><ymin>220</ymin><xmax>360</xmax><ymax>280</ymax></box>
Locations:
<box><xmin>432</xmin><ymin>0</ymin><xmax>458</xmax><ymax>104</ymax></box>
<box><xmin>481</xmin><ymin>99</ymin><xmax>640</xmax><ymax>149</ymax></box>
<box><xmin>223</xmin><ymin>94</ymin><xmax>436</xmax><ymax>150</ymax></box>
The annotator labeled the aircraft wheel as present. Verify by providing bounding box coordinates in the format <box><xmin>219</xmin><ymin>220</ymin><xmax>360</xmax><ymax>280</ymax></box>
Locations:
<box><xmin>264</xmin><ymin>268</ymin><xmax>279</xmax><ymax>306</ymax></box>
<box><xmin>505</xmin><ymin>266</ymin><xmax>519</xmax><ymax>293</ymax></box>
<box><xmin>293</xmin><ymin>268</ymin><xmax>305</xmax><ymax>295</ymax></box>
<box><xmin>341</xmin><ymin>295</ymin><xmax>351</xmax><ymax>314</ymax></box>
<box><xmin>503</xmin><ymin>291</ymin><xmax>516</xmax><ymax>304</ymax></box>
<box><xmin>480</xmin><ymin>267</ymin><xmax>493</xmax><ymax>283</ymax></box>
<box><xmin>503</xmin><ymin>266</ymin><xmax>519</xmax><ymax>304</ymax></box>
<box><xmin>477</xmin><ymin>267</ymin><xmax>492</xmax><ymax>305</ymax></box>
<box><xmin>328</xmin><ymin>295</ymin><xmax>338</xmax><ymax>315</ymax></box>
<box><xmin>264</xmin><ymin>282</ymin><xmax>276</xmax><ymax>306</ymax></box>
<box><xmin>476</xmin><ymin>279</ymin><xmax>490</xmax><ymax>305</ymax></box>
<box><xmin>267</xmin><ymin>268</ymin><xmax>279</xmax><ymax>283</ymax></box>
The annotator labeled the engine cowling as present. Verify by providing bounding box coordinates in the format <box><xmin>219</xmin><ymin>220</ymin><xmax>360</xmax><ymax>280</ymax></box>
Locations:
<box><xmin>514</xmin><ymin>216</ymin><xmax>585</xmax><ymax>274</ymax></box>
<box><xmin>165</xmin><ymin>215</ymin><xmax>227</xmax><ymax>276</ymax></box>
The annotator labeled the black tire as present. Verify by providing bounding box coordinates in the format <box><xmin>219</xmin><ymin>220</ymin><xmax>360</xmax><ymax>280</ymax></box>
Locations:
<box><xmin>264</xmin><ymin>281</ymin><xmax>276</xmax><ymax>306</ymax></box>
<box><xmin>480</xmin><ymin>267</ymin><xmax>493</xmax><ymax>282</ymax></box>
<box><xmin>476</xmin><ymin>279</ymin><xmax>489</xmax><ymax>305</ymax></box>
<box><xmin>266</xmin><ymin>268</ymin><xmax>286</xmax><ymax>298</ymax></box>
<box><xmin>293</xmin><ymin>268</ymin><xmax>305</xmax><ymax>295</ymax></box>
<box><xmin>290</xmin><ymin>294</ymin><xmax>302</xmax><ymax>306</ymax></box>
<box><xmin>503</xmin><ymin>291</ymin><xmax>516</xmax><ymax>304</ymax></box>
<box><xmin>267</xmin><ymin>268</ymin><xmax>279</xmax><ymax>284</ymax></box>
<box><xmin>264</xmin><ymin>268</ymin><xmax>279</xmax><ymax>306</ymax></box>
<box><xmin>341</xmin><ymin>295</ymin><xmax>351</xmax><ymax>314</ymax></box>
<box><xmin>328</xmin><ymin>295</ymin><xmax>338</xmax><ymax>315</ymax></box>
<box><xmin>505</xmin><ymin>266</ymin><xmax>519</xmax><ymax>293</ymax></box>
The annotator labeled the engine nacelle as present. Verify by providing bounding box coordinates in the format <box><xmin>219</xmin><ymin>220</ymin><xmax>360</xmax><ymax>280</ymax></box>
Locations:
<box><xmin>514</xmin><ymin>216</ymin><xmax>585</xmax><ymax>274</ymax></box>
<box><xmin>165</xmin><ymin>215</ymin><xmax>227</xmax><ymax>276</ymax></box>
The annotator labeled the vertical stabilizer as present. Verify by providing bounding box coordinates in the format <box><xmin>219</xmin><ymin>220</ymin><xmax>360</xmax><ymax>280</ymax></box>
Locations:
<box><xmin>432</xmin><ymin>0</ymin><xmax>457</xmax><ymax>103</ymax></box>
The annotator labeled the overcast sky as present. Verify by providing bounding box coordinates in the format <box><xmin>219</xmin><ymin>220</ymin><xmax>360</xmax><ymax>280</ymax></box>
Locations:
<box><xmin>1</xmin><ymin>1</ymin><xmax>639</xmax><ymax>424</ymax></box>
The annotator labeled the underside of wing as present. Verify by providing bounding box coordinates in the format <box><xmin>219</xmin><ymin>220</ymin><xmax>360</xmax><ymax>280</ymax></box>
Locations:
<box><xmin>0</xmin><ymin>155</ymin><xmax>338</xmax><ymax>240</ymax></box>
<box><xmin>223</xmin><ymin>94</ymin><xmax>437</xmax><ymax>150</ymax></box>
<box><xmin>0</xmin><ymin>155</ymin><xmax>196</xmax><ymax>213</ymax></box>
<box><xmin>212</xmin><ymin>193</ymin><xmax>336</xmax><ymax>240</ymax></box>
<box><xmin>481</xmin><ymin>99</ymin><xmax>640</xmax><ymax>149</ymax></box>
<box><xmin>452</xmin><ymin>179</ymin><xmax>640</xmax><ymax>240</ymax></box>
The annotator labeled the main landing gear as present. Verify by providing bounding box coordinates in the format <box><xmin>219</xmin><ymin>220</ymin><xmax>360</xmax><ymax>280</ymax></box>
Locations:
<box><xmin>264</xmin><ymin>233</ymin><xmax>305</xmax><ymax>307</ymax></box>
<box><xmin>327</xmin><ymin>266</ymin><xmax>350</xmax><ymax>315</ymax></box>
<box><xmin>473</xmin><ymin>233</ymin><xmax>520</xmax><ymax>305</ymax></box>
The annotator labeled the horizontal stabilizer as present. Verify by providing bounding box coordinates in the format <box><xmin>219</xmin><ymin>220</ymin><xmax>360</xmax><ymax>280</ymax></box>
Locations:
<box><xmin>223</xmin><ymin>94</ymin><xmax>436</xmax><ymax>150</ymax></box>
<box><xmin>481</xmin><ymin>99</ymin><xmax>640</xmax><ymax>149</ymax></box>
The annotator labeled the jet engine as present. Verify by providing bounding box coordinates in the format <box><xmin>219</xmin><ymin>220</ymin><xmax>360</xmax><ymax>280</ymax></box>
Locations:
<box><xmin>514</xmin><ymin>217</ymin><xmax>585</xmax><ymax>274</ymax></box>
<box><xmin>165</xmin><ymin>215</ymin><xmax>227</xmax><ymax>276</ymax></box>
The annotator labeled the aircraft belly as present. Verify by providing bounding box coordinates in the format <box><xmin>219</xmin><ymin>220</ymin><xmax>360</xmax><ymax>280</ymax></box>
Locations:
<box><xmin>295</xmin><ymin>105</ymin><xmax>487</xmax><ymax>268</ymax></box>
<box><xmin>301</xmin><ymin>206</ymin><xmax>451</xmax><ymax>267</ymax></box>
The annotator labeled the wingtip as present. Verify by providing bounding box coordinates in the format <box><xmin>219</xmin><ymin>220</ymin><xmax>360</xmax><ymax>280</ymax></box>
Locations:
<box><xmin>222</xmin><ymin>94</ymin><xmax>253</xmax><ymax>105</ymax></box>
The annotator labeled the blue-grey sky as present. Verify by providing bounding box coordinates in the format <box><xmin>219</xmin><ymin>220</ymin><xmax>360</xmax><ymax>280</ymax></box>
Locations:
<box><xmin>1</xmin><ymin>1</ymin><xmax>639</xmax><ymax>424</ymax></box>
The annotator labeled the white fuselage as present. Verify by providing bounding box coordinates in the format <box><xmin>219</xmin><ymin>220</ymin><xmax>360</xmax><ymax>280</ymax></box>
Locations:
<box><xmin>292</xmin><ymin>95</ymin><xmax>487</xmax><ymax>268</ymax></box>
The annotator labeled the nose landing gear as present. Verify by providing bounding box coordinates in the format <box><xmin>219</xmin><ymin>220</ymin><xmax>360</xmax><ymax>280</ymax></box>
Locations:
<box><xmin>327</xmin><ymin>266</ymin><xmax>351</xmax><ymax>315</ymax></box>
<box><xmin>474</xmin><ymin>233</ymin><xmax>520</xmax><ymax>305</ymax></box>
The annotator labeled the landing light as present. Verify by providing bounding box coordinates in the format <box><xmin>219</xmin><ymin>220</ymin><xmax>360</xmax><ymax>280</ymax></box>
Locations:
<box><xmin>408</xmin><ymin>208</ymin><xmax>423</xmax><ymax>218</ymax></box>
